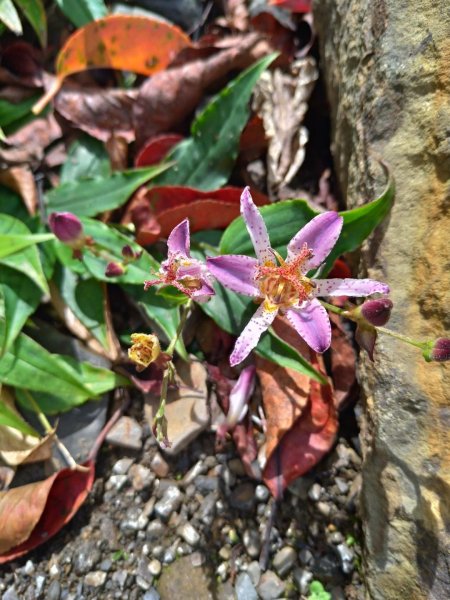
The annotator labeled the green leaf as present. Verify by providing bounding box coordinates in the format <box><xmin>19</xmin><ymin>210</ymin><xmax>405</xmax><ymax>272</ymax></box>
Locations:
<box><xmin>60</xmin><ymin>134</ymin><xmax>111</xmax><ymax>183</ymax></box>
<box><xmin>0</xmin><ymin>233</ymin><xmax>54</xmax><ymax>258</ymax></box>
<box><xmin>257</xmin><ymin>329</ymin><xmax>327</xmax><ymax>384</ymax></box>
<box><xmin>53</xmin><ymin>265</ymin><xmax>108</xmax><ymax>349</ymax></box>
<box><xmin>0</xmin><ymin>395</ymin><xmax>39</xmax><ymax>437</ymax></box>
<box><xmin>154</xmin><ymin>54</ymin><xmax>277</xmax><ymax>190</ymax></box>
<box><xmin>0</xmin><ymin>328</ymin><xmax>126</xmax><ymax>414</ymax></box>
<box><xmin>53</xmin><ymin>218</ymin><xmax>159</xmax><ymax>284</ymax></box>
<box><xmin>0</xmin><ymin>266</ymin><xmax>42</xmax><ymax>356</ymax></box>
<box><xmin>13</xmin><ymin>0</ymin><xmax>46</xmax><ymax>46</ymax></box>
<box><xmin>46</xmin><ymin>164</ymin><xmax>170</xmax><ymax>216</ymax></box>
<box><xmin>0</xmin><ymin>185</ymin><xmax>30</xmax><ymax>221</ymax></box>
<box><xmin>220</xmin><ymin>167</ymin><xmax>395</xmax><ymax>275</ymax></box>
<box><xmin>0</xmin><ymin>214</ymin><xmax>49</xmax><ymax>293</ymax></box>
<box><xmin>124</xmin><ymin>284</ymin><xmax>188</xmax><ymax>360</ymax></box>
<box><xmin>54</xmin><ymin>0</ymin><xmax>107</xmax><ymax>28</ymax></box>
<box><xmin>0</xmin><ymin>0</ymin><xmax>22</xmax><ymax>34</ymax></box>
<box><xmin>0</xmin><ymin>93</ymin><xmax>40</xmax><ymax>129</ymax></box>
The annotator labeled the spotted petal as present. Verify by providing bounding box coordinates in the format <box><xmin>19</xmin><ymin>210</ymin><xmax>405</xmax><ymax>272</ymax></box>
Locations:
<box><xmin>207</xmin><ymin>255</ymin><xmax>260</xmax><ymax>297</ymax></box>
<box><xmin>313</xmin><ymin>278</ymin><xmax>390</xmax><ymax>297</ymax></box>
<box><xmin>191</xmin><ymin>282</ymin><xmax>215</xmax><ymax>303</ymax></box>
<box><xmin>230</xmin><ymin>304</ymin><xmax>278</xmax><ymax>366</ymax></box>
<box><xmin>287</xmin><ymin>212</ymin><xmax>343</xmax><ymax>271</ymax></box>
<box><xmin>240</xmin><ymin>187</ymin><xmax>273</xmax><ymax>264</ymax></box>
<box><xmin>167</xmin><ymin>218</ymin><xmax>190</xmax><ymax>257</ymax></box>
<box><xmin>286</xmin><ymin>299</ymin><xmax>331</xmax><ymax>353</ymax></box>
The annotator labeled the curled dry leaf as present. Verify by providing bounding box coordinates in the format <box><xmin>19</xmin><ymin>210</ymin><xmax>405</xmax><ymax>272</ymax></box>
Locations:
<box><xmin>252</xmin><ymin>56</ymin><xmax>318</xmax><ymax>197</ymax></box>
<box><xmin>0</xmin><ymin>400</ymin><xmax>127</xmax><ymax>563</ymax></box>
<box><xmin>133</xmin><ymin>32</ymin><xmax>261</xmax><ymax>149</ymax></box>
<box><xmin>54</xmin><ymin>85</ymin><xmax>137</xmax><ymax>143</ymax></box>
<box><xmin>262</xmin><ymin>353</ymin><xmax>338</xmax><ymax>499</ymax></box>
<box><xmin>0</xmin><ymin>460</ymin><xmax>94</xmax><ymax>561</ymax></box>
<box><xmin>0</xmin><ymin>166</ymin><xmax>38</xmax><ymax>215</ymax></box>
<box><xmin>329</xmin><ymin>312</ymin><xmax>356</xmax><ymax>410</ymax></box>
<box><xmin>33</xmin><ymin>15</ymin><xmax>192</xmax><ymax>113</ymax></box>
<box><xmin>135</xmin><ymin>134</ymin><xmax>184</xmax><ymax>168</ymax></box>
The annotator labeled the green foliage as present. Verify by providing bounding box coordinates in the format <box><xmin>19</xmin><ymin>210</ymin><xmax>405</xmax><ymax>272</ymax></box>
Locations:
<box><xmin>0</xmin><ymin>393</ymin><xmax>39</xmax><ymax>437</ymax></box>
<box><xmin>60</xmin><ymin>135</ymin><xmax>111</xmax><ymax>183</ymax></box>
<box><xmin>13</xmin><ymin>0</ymin><xmax>47</xmax><ymax>46</ymax></box>
<box><xmin>0</xmin><ymin>329</ymin><xmax>127</xmax><ymax>414</ymax></box>
<box><xmin>46</xmin><ymin>164</ymin><xmax>170</xmax><ymax>216</ymax></box>
<box><xmin>307</xmin><ymin>581</ymin><xmax>331</xmax><ymax>600</ymax></box>
<box><xmin>154</xmin><ymin>54</ymin><xmax>277</xmax><ymax>190</ymax></box>
<box><xmin>0</xmin><ymin>215</ymin><xmax>49</xmax><ymax>293</ymax></box>
<box><xmin>0</xmin><ymin>266</ymin><xmax>42</xmax><ymax>355</ymax></box>
<box><xmin>0</xmin><ymin>93</ymin><xmax>42</xmax><ymax>134</ymax></box>
<box><xmin>0</xmin><ymin>0</ymin><xmax>22</xmax><ymax>34</ymax></box>
<box><xmin>54</xmin><ymin>0</ymin><xmax>107</xmax><ymax>28</ymax></box>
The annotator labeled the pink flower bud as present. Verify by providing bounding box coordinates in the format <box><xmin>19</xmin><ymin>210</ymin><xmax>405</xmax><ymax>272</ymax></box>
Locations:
<box><xmin>360</xmin><ymin>298</ymin><xmax>393</xmax><ymax>326</ymax></box>
<box><xmin>122</xmin><ymin>245</ymin><xmax>134</xmax><ymax>259</ymax></box>
<box><xmin>423</xmin><ymin>338</ymin><xmax>450</xmax><ymax>362</ymax></box>
<box><xmin>217</xmin><ymin>366</ymin><xmax>256</xmax><ymax>439</ymax></box>
<box><xmin>48</xmin><ymin>212</ymin><xmax>83</xmax><ymax>243</ymax></box>
<box><xmin>105</xmin><ymin>262</ymin><xmax>124</xmax><ymax>277</ymax></box>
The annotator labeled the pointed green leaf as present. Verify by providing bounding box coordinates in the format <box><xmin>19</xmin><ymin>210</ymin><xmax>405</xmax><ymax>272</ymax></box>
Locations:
<box><xmin>0</xmin><ymin>0</ymin><xmax>22</xmax><ymax>34</ymax></box>
<box><xmin>0</xmin><ymin>395</ymin><xmax>39</xmax><ymax>437</ymax></box>
<box><xmin>46</xmin><ymin>164</ymin><xmax>171</xmax><ymax>216</ymax></box>
<box><xmin>13</xmin><ymin>0</ymin><xmax>47</xmax><ymax>46</ymax></box>
<box><xmin>0</xmin><ymin>215</ymin><xmax>49</xmax><ymax>293</ymax></box>
<box><xmin>154</xmin><ymin>54</ymin><xmax>277</xmax><ymax>190</ymax></box>
<box><xmin>0</xmin><ymin>266</ymin><xmax>42</xmax><ymax>356</ymax></box>
<box><xmin>61</xmin><ymin>134</ymin><xmax>110</xmax><ymax>183</ymax></box>
<box><xmin>0</xmin><ymin>233</ymin><xmax>54</xmax><ymax>258</ymax></box>
<box><xmin>54</xmin><ymin>0</ymin><xmax>107</xmax><ymax>28</ymax></box>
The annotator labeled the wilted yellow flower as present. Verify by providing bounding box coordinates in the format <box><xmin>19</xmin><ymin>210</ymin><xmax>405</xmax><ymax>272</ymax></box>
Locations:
<box><xmin>128</xmin><ymin>333</ymin><xmax>161</xmax><ymax>370</ymax></box>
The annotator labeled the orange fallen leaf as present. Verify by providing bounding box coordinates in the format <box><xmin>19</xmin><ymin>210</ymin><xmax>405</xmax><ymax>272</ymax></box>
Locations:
<box><xmin>33</xmin><ymin>15</ymin><xmax>192</xmax><ymax>114</ymax></box>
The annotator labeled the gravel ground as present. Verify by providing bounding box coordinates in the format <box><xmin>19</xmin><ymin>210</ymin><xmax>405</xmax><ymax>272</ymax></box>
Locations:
<box><xmin>0</xmin><ymin>406</ymin><xmax>364</xmax><ymax>600</ymax></box>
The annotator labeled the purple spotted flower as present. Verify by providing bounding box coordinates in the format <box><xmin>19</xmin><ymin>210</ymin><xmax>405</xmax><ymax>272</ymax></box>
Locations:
<box><xmin>144</xmin><ymin>218</ymin><xmax>214</xmax><ymax>303</ymax></box>
<box><xmin>207</xmin><ymin>187</ymin><xmax>390</xmax><ymax>366</ymax></box>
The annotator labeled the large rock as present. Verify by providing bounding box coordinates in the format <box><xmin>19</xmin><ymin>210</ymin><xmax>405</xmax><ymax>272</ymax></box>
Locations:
<box><xmin>313</xmin><ymin>1</ymin><xmax>450</xmax><ymax>598</ymax></box>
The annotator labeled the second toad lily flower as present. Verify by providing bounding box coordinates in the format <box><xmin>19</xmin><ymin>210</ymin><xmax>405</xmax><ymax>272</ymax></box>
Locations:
<box><xmin>207</xmin><ymin>187</ymin><xmax>390</xmax><ymax>366</ymax></box>
<box><xmin>144</xmin><ymin>218</ymin><xmax>214</xmax><ymax>303</ymax></box>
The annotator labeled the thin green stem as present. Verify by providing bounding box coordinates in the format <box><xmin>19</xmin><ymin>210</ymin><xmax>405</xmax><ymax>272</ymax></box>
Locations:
<box><xmin>23</xmin><ymin>389</ymin><xmax>80</xmax><ymax>470</ymax></box>
<box><xmin>375</xmin><ymin>326</ymin><xmax>426</xmax><ymax>349</ymax></box>
<box><xmin>166</xmin><ymin>299</ymin><xmax>192</xmax><ymax>356</ymax></box>
<box><xmin>319</xmin><ymin>300</ymin><xmax>348</xmax><ymax>316</ymax></box>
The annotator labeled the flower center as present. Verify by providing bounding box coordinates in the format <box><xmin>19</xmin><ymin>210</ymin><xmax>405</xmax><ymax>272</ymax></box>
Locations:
<box><xmin>255</xmin><ymin>244</ymin><xmax>315</xmax><ymax>311</ymax></box>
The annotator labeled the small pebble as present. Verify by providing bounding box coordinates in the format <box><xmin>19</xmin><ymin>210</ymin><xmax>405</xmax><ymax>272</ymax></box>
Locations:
<box><xmin>143</xmin><ymin>589</ymin><xmax>161</xmax><ymax>600</ymax></box>
<box><xmin>272</xmin><ymin>546</ymin><xmax>297</xmax><ymax>577</ymax></box>
<box><xmin>308</xmin><ymin>483</ymin><xmax>322</xmax><ymax>501</ymax></box>
<box><xmin>129</xmin><ymin>464</ymin><xmax>155</xmax><ymax>491</ymax></box>
<box><xmin>99</xmin><ymin>559</ymin><xmax>112</xmax><ymax>572</ymax></box>
<box><xmin>243</xmin><ymin>529</ymin><xmax>261</xmax><ymax>558</ymax></box>
<box><xmin>112</xmin><ymin>571</ymin><xmax>128</xmax><ymax>589</ymax></box>
<box><xmin>105</xmin><ymin>416</ymin><xmax>143</xmax><ymax>450</ymax></box>
<box><xmin>235</xmin><ymin>572</ymin><xmax>258</xmax><ymax>600</ymax></box>
<box><xmin>112</xmin><ymin>457</ymin><xmax>134</xmax><ymax>475</ymax></box>
<box><xmin>216</xmin><ymin>562</ymin><xmax>228</xmax><ymax>582</ymax></box>
<box><xmin>84</xmin><ymin>571</ymin><xmax>107</xmax><ymax>588</ymax></box>
<box><xmin>257</xmin><ymin>571</ymin><xmax>286</xmax><ymax>600</ymax></box>
<box><xmin>148</xmin><ymin>559</ymin><xmax>162</xmax><ymax>577</ymax></box>
<box><xmin>179</xmin><ymin>523</ymin><xmax>200</xmax><ymax>546</ymax></box>
<box><xmin>335</xmin><ymin>477</ymin><xmax>349</xmax><ymax>494</ymax></box>
<box><xmin>49</xmin><ymin>563</ymin><xmax>60</xmax><ymax>578</ymax></box>
<box><xmin>299</xmin><ymin>548</ymin><xmax>314</xmax><ymax>566</ymax></box>
<box><xmin>147</xmin><ymin>519</ymin><xmax>166</xmax><ymax>541</ymax></box>
<box><xmin>2</xmin><ymin>586</ymin><xmax>19</xmax><ymax>600</ymax></box>
<box><xmin>105</xmin><ymin>474</ymin><xmax>128</xmax><ymax>492</ymax></box>
<box><xmin>317</xmin><ymin>501</ymin><xmax>332</xmax><ymax>517</ymax></box>
<box><xmin>46</xmin><ymin>580</ymin><xmax>61</xmax><ymax>600</ymax></box>
<box><xmin>150</xmin><ymin>453</ymin><xmax>170</xmax><ymax>478</ymax></box>
<box><xmin>255</xmin><ymin>485</ymin><xmax>270</xmax><ymax>502</ymax></box>
<box><xmin>230</xmin><ymin>483</ymin><xmax>255</xmax><ymax>512</ymax></box>
<box><xmin>246</xmin><ymin>561</ymin><xmax>261</xmax><ymax>586</ymax></box>
<box><xmin>194</xmin><ymin>476</ymin><xmax>219</xmax><ymax>494</ymax></box>
<box><xmin>35</xmin><ymin>576</ymin><xmax>46</xmax><ymax>596</ymax></box>
<box><xmin>293</xmin><ymin>567</ymin><xmax>313</xmax><ymax>595</ymax></box>
<box><xmin>154</xmin><ymin>486</ymin><xmax>183</xmax><ymax>521</ymax></box>
<box><xmin>23</xmin><ymin>561</ymin><xmax>35</xmax><ymax>576</ymax></box>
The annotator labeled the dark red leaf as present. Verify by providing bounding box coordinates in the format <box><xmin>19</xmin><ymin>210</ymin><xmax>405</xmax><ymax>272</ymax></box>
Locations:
<box><xmin>135</xmin><ymin>134</ymin><xmax>184</xmax><ymax>168</ymax></box>
<box><xmin>269</xmin><ymin>0</ymin><xmax>312</xmax><ymax>12</ymax></box>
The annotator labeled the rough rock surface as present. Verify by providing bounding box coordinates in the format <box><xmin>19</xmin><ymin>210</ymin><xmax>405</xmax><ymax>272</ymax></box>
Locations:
<box><xmin>313</xmin><ymin>1</ymin><xmax>450</xmax><ymax>598</ymax></box>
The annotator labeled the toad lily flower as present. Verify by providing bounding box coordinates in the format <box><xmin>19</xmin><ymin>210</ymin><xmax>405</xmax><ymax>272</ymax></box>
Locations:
<box><xmin>207</xmin><ymin>187</ymin><xmax>390</xmax><ymax>366</ymax></box>
<box><xmin>144</xmin><ymin>219</ymin><xmax>214</xmax><ymax>302</ymax></box>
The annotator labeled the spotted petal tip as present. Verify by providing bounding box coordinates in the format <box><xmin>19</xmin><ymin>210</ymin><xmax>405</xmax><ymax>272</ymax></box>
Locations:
<box><xmin>167</xmin><ymin>218</ymin><xmax>190</xmax><ymax>257</ymax></box>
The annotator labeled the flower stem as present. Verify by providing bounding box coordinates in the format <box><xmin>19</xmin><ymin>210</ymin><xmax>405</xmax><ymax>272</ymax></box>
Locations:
<box><xmin>153</xmin><ymin>299</ymin><xmax>193</xmax><ymax>445</ymax></box>
<box><xmin>319</xmin><ymin>300</ymin><xmax>427</xmax><ymax>350</ymax></box>
<box><xmin>22</xmin><ymin>389</ymin><xmax>85</xmax><ymax>471</ymax></box>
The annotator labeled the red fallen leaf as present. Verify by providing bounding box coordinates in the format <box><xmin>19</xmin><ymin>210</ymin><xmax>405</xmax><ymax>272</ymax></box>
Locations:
<box><xmin>133</xmin><ymin>32</ymin><xmax>261</xmax><ymax>149</ymax></box>
<box><xmin>269</xmin><ymin>0</ymin><xmax>312</xmax><ymax>12</ymax></box>
<box><xmin>328</xmin><ymin>258</ymin><xmax>352</xmax><ymax>280</ymax></box>
<box><xmin>135</xmin><ymin>134</ymin><xmax>184</xmax><ymax>168</ymax></box>
<box><xmin>123</xmin><ymin>185</ymin><xmax>269</xmax><ymax>245</ymax></box>
<box><xmin>239</xmin><ymin>115</ymin><xmax>267</xmax><ymax>160</ymax></box>
<box><xmin>0</xmin><ymin>402</ymin><xmax>127</xmax><ymax>563</ymax></box>
<box><xmin>262</xmin><ymin>354</ymin><xmax>338</xmax><ymax>499</ymax></box>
